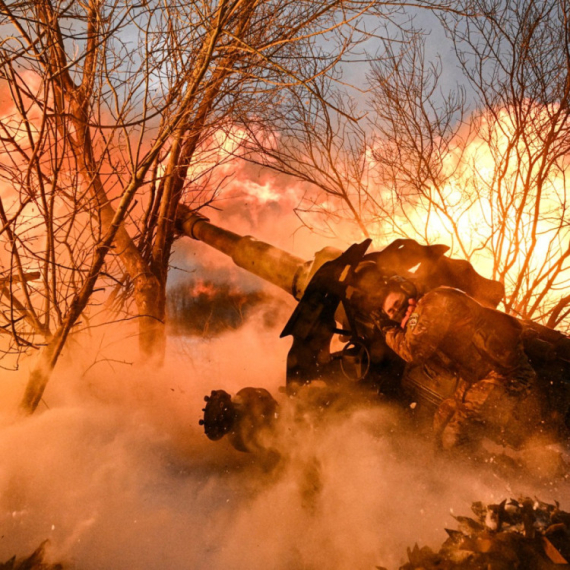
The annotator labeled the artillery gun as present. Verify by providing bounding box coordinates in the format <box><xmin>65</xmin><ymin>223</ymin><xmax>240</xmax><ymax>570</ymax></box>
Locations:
<box><xmin>176</xmin><ymin>205</ymin><xmax>570</xmax><ymax>453</ymax></box>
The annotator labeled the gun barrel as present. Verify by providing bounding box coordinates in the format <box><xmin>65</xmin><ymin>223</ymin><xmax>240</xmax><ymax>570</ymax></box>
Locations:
<box><xmin>177</xmin><ymin>206</ymin><xmax>310</xmax><ymax>298</ymax></box>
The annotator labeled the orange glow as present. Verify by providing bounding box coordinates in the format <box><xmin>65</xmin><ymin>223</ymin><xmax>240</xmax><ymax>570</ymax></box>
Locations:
<box><xmin>361</xmin><ymin>103</ymin><xmax>570</xmax><ymax>321</ymax></box>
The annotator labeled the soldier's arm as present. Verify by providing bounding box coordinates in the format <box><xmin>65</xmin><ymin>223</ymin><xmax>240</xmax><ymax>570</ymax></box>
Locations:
<box><xmin>384</xmin><ymin>294</ymin><xmax>450</xmax><ymax>363</ymax></box>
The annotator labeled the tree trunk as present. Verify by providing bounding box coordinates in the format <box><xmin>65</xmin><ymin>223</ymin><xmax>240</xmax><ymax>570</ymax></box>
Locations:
<box><xmin>19</xmin><ymin>340</ymin><xmax>59</xmax><ymax>414</ymax></box>
<box><xmin>135</xmin><ymin>275</ymin><xmax>166</xmax><ymax>364</ymax></box>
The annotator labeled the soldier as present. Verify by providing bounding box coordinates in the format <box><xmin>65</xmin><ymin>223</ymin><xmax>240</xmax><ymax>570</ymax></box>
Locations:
<box><xmin>380</xmin><ymin>281</ymin><xmax>545</xmax><ymax>453</ymax></box>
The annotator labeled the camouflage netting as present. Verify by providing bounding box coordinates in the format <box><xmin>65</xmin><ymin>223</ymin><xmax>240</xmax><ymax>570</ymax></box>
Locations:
<box><xmin>0</xmin><ymin>542</ymin><xmax>63</xmax><ymax>570</ymax></box>
<box><xmin>393</xmin><ymin>498</ymin><xmax>570</xmax><ymax>570</ymax></box>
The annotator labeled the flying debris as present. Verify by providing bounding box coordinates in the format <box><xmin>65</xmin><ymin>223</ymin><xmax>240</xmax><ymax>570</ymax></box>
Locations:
<box><xmin>396</xmin><ymin>498</ymin><xmax>570</xmax><ymax>569</ymax></box>
<box><xmin>176</xmin><ymin>205</ymin><xmax>570</xmax><ymax>458</ymax></box>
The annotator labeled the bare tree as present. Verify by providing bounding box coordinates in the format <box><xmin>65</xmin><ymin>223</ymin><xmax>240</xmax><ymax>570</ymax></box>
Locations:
<box><xmin>368</xmin><ymin>30</ymin><xmax>473</xmax><ymax>250</ymax></box>
<box><xmin>369</xmin><ymin>0</ymin><xmax>570</xmax><ymax>327</ymax></box>
<box><xmin>251</xmin><ymin>0</ymin><xmax>570</xmax><ymax>330</ymax></box>
<box><xmin>235</xmin><ymin>77</ymin><xmax>376</xmax><ymax>239</ymax></box>
<box><xmin>0</xmin><ymin>0</ymin><xmax>210</xmax><ymax>411</ymax></box>
<box><xmin>233</xmin><ymin>4</ymin><xmax>470</xmax><ymax>243</ymax></box>
<box><xmin>0</xmin><ymin>0</ymin><xmax>396</xmax><ymax>413</ymax></box>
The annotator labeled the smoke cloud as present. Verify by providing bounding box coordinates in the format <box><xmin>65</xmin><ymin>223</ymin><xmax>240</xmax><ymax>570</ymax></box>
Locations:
<box><xmin>0</xmin><ymin>308</ymin><xmax>569</xmax><ymax>570</ymax></box>
<box><xmin>1</xmin><ymin>163</ymin><xmax>569</xmax><ymax>569</ymax></box>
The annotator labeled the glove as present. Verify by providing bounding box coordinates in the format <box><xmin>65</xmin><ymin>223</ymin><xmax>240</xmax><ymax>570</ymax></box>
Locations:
<box><xmin>400</xmin><ymin>299</ymin><xmax>417</xmax><ymax>328</ymax></box>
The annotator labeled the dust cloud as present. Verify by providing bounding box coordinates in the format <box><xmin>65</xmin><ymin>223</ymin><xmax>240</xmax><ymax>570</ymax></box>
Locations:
<box><xmin>0</xmin><ymin>307</ymin><xmax>569</xmax><ymax>570</ymax></box>
<box><xmin>0</xmin><ymin>188</ymin><xmax>568</xmax><ymax>569</ymax></box>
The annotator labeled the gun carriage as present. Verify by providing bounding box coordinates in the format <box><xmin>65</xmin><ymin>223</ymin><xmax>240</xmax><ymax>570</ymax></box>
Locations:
<box><xmin>176</xmin><ymin>205</ymin><xmax>570</xmax><ymax>452</ymax></box>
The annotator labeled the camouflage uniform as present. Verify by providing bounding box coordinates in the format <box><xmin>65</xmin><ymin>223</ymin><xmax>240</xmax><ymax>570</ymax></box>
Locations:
<box><xmin>384</xmin><ymin>287</ymin><xmax>541</xmax><ymax>451</ymax></box>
